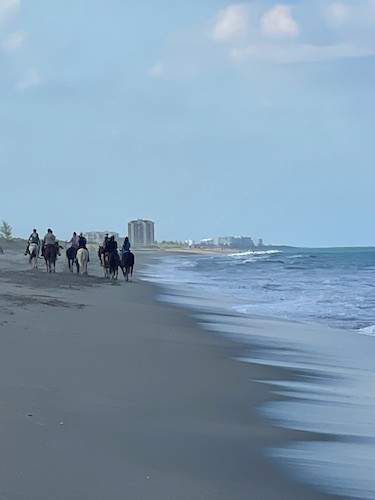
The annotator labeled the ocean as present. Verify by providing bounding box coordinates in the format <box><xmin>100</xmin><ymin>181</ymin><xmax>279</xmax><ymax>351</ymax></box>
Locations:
<box><xmin>142</xmin><ymin>247</ymin><xmax>375</xmax><ymax>499</ymax></box>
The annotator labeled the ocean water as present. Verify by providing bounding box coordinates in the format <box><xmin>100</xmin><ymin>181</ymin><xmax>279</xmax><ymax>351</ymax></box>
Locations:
<box><xmin>141</xmin><ymin>247</ymin><xmax>375</xmax><ymax>499</ymax></box>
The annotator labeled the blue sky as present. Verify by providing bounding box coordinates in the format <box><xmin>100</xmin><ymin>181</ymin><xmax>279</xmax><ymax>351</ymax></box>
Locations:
<box><xmin>0</xmin><ymin>0</ymin><xmax>374</xmax><ymax>246</ymax></box>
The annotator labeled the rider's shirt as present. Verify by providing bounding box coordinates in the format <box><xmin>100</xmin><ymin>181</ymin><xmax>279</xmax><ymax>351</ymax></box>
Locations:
<box><xmin>122</xmin><ymin>240</ymin><xmax>130</xmax><ymax>253</ymax></box>
<box><xmin>78</xmin><ymin>236</ymin><xmax>87</xmax><ymax>249</ymax></box>
<box><xmin>29</xmin><ymin>233</ymin><xmax>40</xmax><ymax>244</ymax></box>
<box><xmin>107</xmin><ymin>240</ymin><xmax>118</xmax><ymax>253</ymax></box>
<box><xmin>69</xmin><ymin>235</ymin><xmax>79</xmax><ymax>248</ymax></box>
<box><xmin>43</xmin><ymin>233</ymin><xmax>56</xmax><ymax>246</ymax></box>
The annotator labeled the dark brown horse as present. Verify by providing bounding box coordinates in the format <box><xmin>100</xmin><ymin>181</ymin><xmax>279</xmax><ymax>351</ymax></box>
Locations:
<box><xmin>66</xmin><ymin>247</ymin><xmax>79</xmax><ymax>273</ymax></box>
<box><xmin>98</xmin><ymin>245</ymin><xmax>105</xmax><ymax>266</ymax></box>
<box><xmin>121</xmin><ymin>251</ymin><xmax>135</xmax><ymax>281</ymax></box>
<box><xmin>43</xmin><ymin>244</ymin><xmax>58</xmax><ymax>273</ymax></box>
<box><xmin>109</xmin><ymin>251</ymin><xmax>120</xmax><ymax>280</ymax></box>
<box><xmin>98</xmin><ymin>246</ymin><xmax>110</xmax><ymax>278</ymax></box>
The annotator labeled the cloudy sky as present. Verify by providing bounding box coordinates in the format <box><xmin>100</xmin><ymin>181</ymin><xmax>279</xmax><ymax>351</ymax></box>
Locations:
<box><xmin>0</xmin><ymin>0</ymin><xmax>374</xmax><ymax>246</ymax></box>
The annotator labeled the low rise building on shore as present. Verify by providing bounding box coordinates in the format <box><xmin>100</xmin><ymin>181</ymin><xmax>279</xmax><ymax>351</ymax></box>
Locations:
<box><xmin>85</xmin><ymin>231</ymin><xmax>119</xmax><ymax>243</ymax></box>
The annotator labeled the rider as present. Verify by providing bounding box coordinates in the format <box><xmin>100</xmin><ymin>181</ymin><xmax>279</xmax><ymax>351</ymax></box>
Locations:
<box><xmin>25</xmin><ymin>229</ymin><xmax>40</xmax><ymax>255</ymax></box>
<box><xmin>107</xmin><ymin>235</ymin><xmax>118</xmax><ymax>254</ymax></box>
<box><xmin>121</xmin><ymin>236</ymin><xmax>131</xmax><ymax>255</ymax></box>
<box><xmin>78</xmin><ymin>233</ymin><xmax>87</xmax><ymax>249</ymax></box>
<box><xmin>78</xmin><ymin>233</ymin><xmax>89</xmax><ymax>261</ymax></box>
<box><xmin>42</xmin><ymin>228</ymin><xmax>57</xmax><ymax>256</ymax></box>
<box><xmin>68</xmin><ymin>232</ymin><xmax>80</xmax><ymax>249</ymax></box>
<box><xmin>103</xmin><ymin>233</ymin><xmax>110</xmax><ymax>253</ymax></box>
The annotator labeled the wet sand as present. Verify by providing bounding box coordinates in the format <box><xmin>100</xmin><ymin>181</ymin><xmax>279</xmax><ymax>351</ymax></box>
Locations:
<box><xmin>0</xmin><ymin>249</ymin><xmax>337</xmax><ymax>499</ymax></box>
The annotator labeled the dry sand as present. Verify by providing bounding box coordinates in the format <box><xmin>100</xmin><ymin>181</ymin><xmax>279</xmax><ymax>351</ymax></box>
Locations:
<box><xmin>0</xmin><ymin>248</ymin><xmax>338</xmax><ymax>499</ymax></box>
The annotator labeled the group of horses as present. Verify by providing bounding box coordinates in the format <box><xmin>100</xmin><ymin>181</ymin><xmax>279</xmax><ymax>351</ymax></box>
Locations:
<box><xmin>27</xmin><ymin>242</ymin><xmax>134</xmax><ymax>281</ymax></box>
<box><xmin>97</xmin><ymin>245</ymin><xmax>135</xmax><ymax>281</ymax></box>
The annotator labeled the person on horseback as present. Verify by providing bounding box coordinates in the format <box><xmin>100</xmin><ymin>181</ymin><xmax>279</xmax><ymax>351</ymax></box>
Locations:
<box><xmin>122</xmin><ymin>236</ymin><xmax>131</xmax><ymax>255</ymax></box>
<box><xmin>78</xmin><ymin>233</ymin><xmax>87</xmax><ymax>249</ymax></box>
<box><xmin>78</xmin><ymin>233</ymin><xmax>89</xmax><ymax>261</ymax></box>
<box><xmin>25</xmin><ymin>229</ymin><xmax>40</xmax><ymax>256</ymax></box>
<box><xmin>43</xmin><ymin>229</ymin><xmax>62</xmax><ymax>258</ymax></box>
<box><xmin>68</xmin><ymin>232</ymin><xmax>80</xmax><ymax>249</ymax></box>
<box><xmin>42</xmin><ymin>228</ymin><xmax>57</xmax><ymax>256</ymax></box>
<box><xmin>107</xmin><ymin>235</ymin><xmax>118</xmax><ymax>254</ymax></box>
<box><xmin>103</xmin><ymin>234</ymin><xmax>110</xmax><ymax>253</ymax></box>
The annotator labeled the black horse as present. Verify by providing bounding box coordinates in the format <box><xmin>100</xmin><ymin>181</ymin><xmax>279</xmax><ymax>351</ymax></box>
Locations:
<box><xmin>66</xmin><ymin>247</ymin><xmax>79</xmax><ymax>273</ymax></box>
<box><xmin>108</xmin><ymin>251</ymin><xmax>120</xmax><ymax>280</ymax></box>
<box><xmin>121</xmin><ymin>251</ymin><xmax>135</xmax><ymax>281</ymax></box>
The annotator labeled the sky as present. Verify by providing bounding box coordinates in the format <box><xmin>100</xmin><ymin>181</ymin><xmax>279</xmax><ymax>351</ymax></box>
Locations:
<box><xmin>0</xmin><ymin>0</ymin><xmax>374</xmax><ymax>246</ymax></box>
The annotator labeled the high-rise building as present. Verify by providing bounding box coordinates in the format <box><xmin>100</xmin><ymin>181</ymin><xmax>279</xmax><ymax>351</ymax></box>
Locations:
<box><xmin>128</xmin><ymin>220</ymin><xmax>155</xmax><ymax>247</ymax></box>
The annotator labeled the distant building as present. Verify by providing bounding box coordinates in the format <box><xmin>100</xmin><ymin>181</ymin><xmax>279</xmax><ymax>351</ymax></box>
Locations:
<box><xmin>128</xmin><ymin>219</ymin><xmax>155</xmax><ymax>247</ymax></box>
<box><xmin>199</xmin><ymin>238</ymin><xmax>215</xmax><ymax>247</ymax></box>
<box><xmin>232</xmin><ymin>236</ymin><xmax>255</xmax><ymax>249</ymax></box>
<box><xmin>85</xmin><ymin>231</ymin><xmax>119</xmax><ymax>243</ymax></box>
<box><xmin>218</xmin><ymin>236</ymin><xmax>235</xmax><ymax>247</ymax></box>
<box><xmin>217</xmin><ymin>236</ymin><xmax>255</xmax><ymax>249</ymax></box>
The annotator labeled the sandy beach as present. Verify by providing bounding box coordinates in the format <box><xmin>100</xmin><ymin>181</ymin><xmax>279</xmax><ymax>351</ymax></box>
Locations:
<box><xmin>0</xmin><ymin>247</ymin><xmax>337</xmax><ymax>500</ymax></box>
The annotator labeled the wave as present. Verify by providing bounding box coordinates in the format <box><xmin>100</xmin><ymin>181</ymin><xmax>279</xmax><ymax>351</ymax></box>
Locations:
<box><xmin>229</xmin><ymin>250</ymin><xmax>282</xmax><ymax>258</ymax></box>
<box><xmin>358</xmin><ymin>325</ymin><xmax>375</xmax><ymax>336</ymax></box>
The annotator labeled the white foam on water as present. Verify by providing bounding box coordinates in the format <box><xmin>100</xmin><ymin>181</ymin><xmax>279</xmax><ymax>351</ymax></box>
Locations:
<box><xmin>358</xmin><ymin>324</ymin><xmax>375</xmax><ymax>336</ymax></box>
<box><xmin>229</xmin><ymin>249</ymin><xmax>282</xmax><ymax>257</ymax></box>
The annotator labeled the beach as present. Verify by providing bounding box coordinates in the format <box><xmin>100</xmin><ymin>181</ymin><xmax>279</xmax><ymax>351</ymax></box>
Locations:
<box><xmin>0</xmin><ymin>247</ymin><xmax>338</xmax><ymax>500</ymax></box>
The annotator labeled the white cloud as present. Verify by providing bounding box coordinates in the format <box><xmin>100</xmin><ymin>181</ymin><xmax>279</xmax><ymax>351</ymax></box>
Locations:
<box><xmin>2</xmin><ymin>30</ymin><xmax>26</xmax><ymax>51</ymax></box>
<box><xmin>325</xmin><ymin>2</ymin><xmax>352</xmax><ymax>27</ymax></box>
<box><xmin>212</xmin><ymin>4</ymin><xmax>249</xmax><ymax>42</ymax></box>
<box><xmin>149</xmin><ymin>62</ymin><xmax>164</xmax><ymax>79</ymax></box>
<box><xmin>261</xmin><ymin>5</ymin><xmax>299</xmax><ymax>38</ymax></box>
<box><xmin>16</xmin><ymin>68</ymin><xmax>41</xmax><ymax>91</ymax></box>
<box><xmin>0</xmin><ymin>0</ymin><xmax>20</xmax><ymax>23</ymax></box>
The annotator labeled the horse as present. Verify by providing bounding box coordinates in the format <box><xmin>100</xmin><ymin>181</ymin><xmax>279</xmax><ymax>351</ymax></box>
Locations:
<box><xmin>43</xmin><ymin>244</ymin><xmax>58</xmax><ymax>273</ymax></box>
<box><xmin>98</xmin><ymin>245</ymin><xmax>104</xmax><ymax>266</ymax></box>
<box><xmin>27</xmin><ymin>243</ymin><xmax>40</xmax><ymax>269</ymax></box>
<box><xmin>108</xmin><ymin>251</ymin><xmax>120</xmax><ymax>280</ymax></box>
<box><xmin>76</xmin><ymin>248</ymin><xmax>89</xmax><ymax>275</ymax></box>
<box><xmin>121</xmin><ymin>251</ymin><xmax>135</xmax><ymax>281</ymax></box>
<box><xmin>66</xmin><ymin>246</ymin><xmax>79</xmax><ymax>273</ymax></box>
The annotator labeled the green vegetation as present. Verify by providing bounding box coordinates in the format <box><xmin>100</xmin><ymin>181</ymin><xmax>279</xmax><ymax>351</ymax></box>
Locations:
<box><xmin>0</xmin><ymin>220</ymin><xmax>13</xmax><ymax>240</ymax></box>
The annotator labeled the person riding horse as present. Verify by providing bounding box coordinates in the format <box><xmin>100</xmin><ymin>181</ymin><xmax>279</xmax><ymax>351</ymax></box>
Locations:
<box><xmin>25</xmin><ymin>229</ymin><xmax>40</xmax><ymax>256</ymax></box>
<box><xmin>105</xmin><ymin>235</ymin><xmax>120</xmax><ymax>279</ymax></box>
<box><xmin>68</xmin><ymin>232</ymin><xmax>80</xmax><ymax>249</ymax></box>
<box><xmin>122</xmin><ymin>236</ymin><xmax>131</xmax><ymax>254</ymax></box>
<box><xmin>42</xmin><ymin>229</ymin><xmax>58</xmax><ymax>256</ymax></box>
<box><xmin>42</xmin><ymin>229</ymin><xmax>61</xmax><ymax>273</ymax></box>
<box><xmin>66</xmin><ymin>232</ymin><xmax>80</xmax><ymax>272</ymax></box>
<box><xmin>78</xmin><ymin>233</ymin><xmax>89</xmax><ymax>261</ymax></box>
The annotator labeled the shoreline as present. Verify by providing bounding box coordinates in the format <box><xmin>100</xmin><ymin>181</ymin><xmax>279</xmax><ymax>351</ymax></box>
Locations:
<box><xmin>0</xmin><ymin>249</ymin><xmax>337</xmax><ymax>499</ymax></box>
